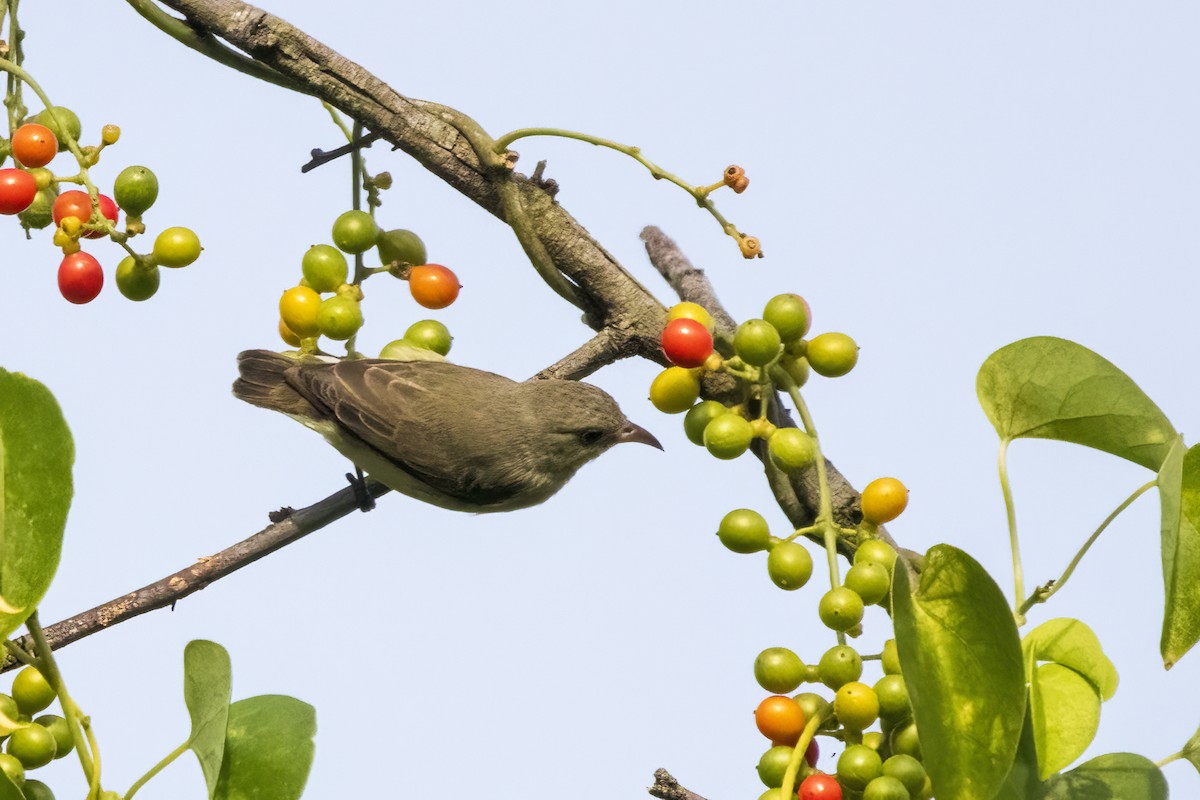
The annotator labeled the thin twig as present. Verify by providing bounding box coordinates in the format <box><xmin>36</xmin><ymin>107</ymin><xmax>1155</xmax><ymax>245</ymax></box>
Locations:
<box><xmin>0</xmin><ymin>480</ymin><xmax>392</xmax><ymax>674</ymax></box>
<box><xmin>648</xmin><ymin>769</ymin><xmax>708</xmax><ymax>800</ymax></box>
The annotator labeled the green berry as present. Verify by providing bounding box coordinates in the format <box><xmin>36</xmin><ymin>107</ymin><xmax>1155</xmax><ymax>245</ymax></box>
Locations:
<box><xmin>733</xmin><ymin>319</ymin><xmax>782</xmax><ymax>366</ymax></box>
<box><xmin>855</xmin><ymin>539</ymin><xmax>898</xmax><ymax>572</ymax></box>
<box><xmin>703</xmin><ymin>413</ymin><xmax>753</xmax><ymax>459</ymax></box>
<box><xmin>806</xmin><ymin>332</ymin><xmax>858</xmax><ymax>377</ymax></box>
<box><xmin>6</xmin><ymin>724</ymin><xmax>55</xmax><ymax>769</ymax></box>
<box><xmin>301</xmin><ymin>244</ymin><xmax>349</xmax><ymax>292</ymax></box>
<box><xmin>113</xmin><ymin>166</ymin><xmax>159</xmax><ymax>216</ymax></box>
<box><xmin>683</xmin><ymin>400</ymin><xmax>727</xmax><ymax>446</ymax></box>
<box><xmin>403</xmin><ymin>320</ymin><xmax>453</xmax><ymax>355</ymax></box>
<box><xmin>378</xmin><ymin>339</ymin><xmax>445</xmax><ymax>362</ymax></box>
<box><xmin>767</xmin><ymin>428</ymin><xmax>817</xmax><ymax>472</ymax></box>
<box><xmin>115</xmin><ymin>257</ymin><xmax>160</xmax><ymax>301</ymax></box>
<box><xmin>331</xmin><ymin>210</ymin><xmax>378</xmax><ymax>254</ymax></box>
<box><xmin>883</xmin><ymin>754</ymin><xmax>926</xmax><ymax>796</ymax></box>
<box><xmin>844</xmin><ymin>561</ymin><xmax>891</xmax><ymax>606</ymax></box>
<box><xmin>863</xmin><ymin>775</ymin><xmax>910</xmax><ymax>800</ymax></box>
<box><xmin>756</xmin><ymin>745</ymin><xmax>793</xmax><ymax>788</ymax></box>
<box><xmin>315</xmin><ymin>296</ymin><xmax>364</xmax><ymax>341</ymax></box>
<box><xmin>767</xmin><ymin>541</ymin><xmax>813</xmax><ymax>590</ymax></box>
<box><xmin>376</xmin><ymin>228</ymin><xmax>427</xmax><ymax>266</ymax></box>
<box><xmin>763</xmin><ymin>293</ymin><xmax>811</xmax><ymax>342</ymax></box>
<box><xmin>881</xmin><ymin>639</ymin><xmax>902</xmax><ymax>675</ymax></box>
<box><xmin>754</xmin><ymin>648</ymin><xmax>806</xmax><ymax>694</ymax></box>
<box><xmin>817</xmin><ymin>644</ymin><xmax>862</xmax><ymax>690</ymax></box>
<box><xmin>717</xmin><ymin>509</ymin><xmax>770</xmax><ymax>554</ymax></box>
<box><xmin>11</xmin><ymin>669</ymin><xmax>54</xmax><ymax>716</ymax></box>
<box><xmin>32</xmin><ymin>715</ymin><xmax>72</xmax><ymax>759</ymax></box>
<box><xmin>31</xmin><ymin>107</ymin><xmax>80</xmax><ymax>151</ymax></box>
<box><xmin>649</xmin><ymin>367</ymin><xmax>700</xmax><ymax>414</ymax></box>
<box><xmin>837</xmin><ymin>744</ymin><xmax>883</xmax><ymax>791</ymax></box>
<box><xmin>818</xmin><ymin>586</ymin><xmax>865</xmax><ymax>631</ymax></box>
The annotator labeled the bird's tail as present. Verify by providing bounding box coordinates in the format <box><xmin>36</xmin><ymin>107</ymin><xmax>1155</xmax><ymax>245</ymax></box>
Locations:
<box><xmin>232</xmin><ymin>349</ymin><xmax>321</xmax><ymax>418</ymax></box>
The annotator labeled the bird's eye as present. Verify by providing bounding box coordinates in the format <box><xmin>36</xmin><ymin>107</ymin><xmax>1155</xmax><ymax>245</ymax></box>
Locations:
<box><xmin>579</xmin><ymin>429</ymin><xmax>606</xmax><ymax>446</ymax></box>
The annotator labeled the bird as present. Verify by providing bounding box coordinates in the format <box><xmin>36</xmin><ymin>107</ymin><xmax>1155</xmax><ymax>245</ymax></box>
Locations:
<box><xmin>232</xmin><ymin>349</ymin><xmax>662</xmax><ymax>512</ymax></box>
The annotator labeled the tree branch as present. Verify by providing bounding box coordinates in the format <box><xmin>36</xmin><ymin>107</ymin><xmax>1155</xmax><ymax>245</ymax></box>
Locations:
<box><xmin>145</xmin><ymin>0</ymin><xmax>667</xmax><ymax>347</ymax></box>
<box><xmin>648</xmin><ymin>769</ymin><xmax>708</xmax><ymax>800</ymax></box>
<box><xmin>1</xmin><ymin>479</ymin><xmax>392</xmax><ymax>673</ymax></box>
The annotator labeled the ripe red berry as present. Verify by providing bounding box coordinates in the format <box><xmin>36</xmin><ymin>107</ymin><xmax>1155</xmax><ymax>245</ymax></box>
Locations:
<box><xmin>0</xmin><ymin>169</ymin><xmax>37</xmax><ymax>214</ymax></box>
<box><xmin>58</xmin><ymin>252</ymin><xmax>104</xmax><ymax>303</ymax></box>
<box><xmin>661</xmin><ymin>318</ymin><xmax>714</xmax><ymax>368</ymax></box>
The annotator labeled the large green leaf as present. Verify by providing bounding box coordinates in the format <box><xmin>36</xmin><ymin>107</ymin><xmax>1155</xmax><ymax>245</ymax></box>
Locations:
<box><xmin>994</xmin><ymin>705</ymin><xmax>1042</xmax><ymax>800</ymax></box>
<box><xmin>214</xmin><ymin>695</ymin><xmax>315</xmax><ymax>800</ymax></box>
<box><xmin>893</xmin><ymin>544</ymin><xmax>1026</xmax><ymax>800</ymax></box>
<box><xmin>1157</xmin><ymin>437</ymin><xmax>1200</xmax><ymax>668</ymax></box>
<box><xmin>976</xmin><ymin>337</ymin><xmax>1175</xmax><ymax>470</ymax></box>
<box><xmin>184</xmin><ymin>640</ymin><xmax>232</xmax><ymax>798</ymax></box>
<box><xmin>1029</xmin><ymin>663</ymin><xmax>1101</xmax><ymax>779</ymax></box>
<box><xmin>0</xmin><ymin>369</ymin><xmax>73</xmax><ymax>639</ymax></box>
<box><xmin>1040</xmin><ymin>753</ymin><xmax>1167</xmax><ymax>800</ymax></box>
<box><xmin>1022</xmin><ymin>618</ymin><xmax>1118</xmax><ymax>701</ymax></box>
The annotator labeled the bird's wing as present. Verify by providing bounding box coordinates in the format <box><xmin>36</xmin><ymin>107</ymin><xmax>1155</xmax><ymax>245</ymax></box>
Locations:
<box><xmin>286</xmin><ymin>359</ymin><xmax>528</xmax><ymax>505</ymax></box>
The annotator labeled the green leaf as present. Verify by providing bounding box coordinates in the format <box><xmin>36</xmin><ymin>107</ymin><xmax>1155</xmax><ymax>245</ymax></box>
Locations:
<box><xmin>977</xmin><ymin>337</ymin><xmax>1175</xmax><ymax>470</ymax></box>
<box><xmin>1157</xmin><ymin>437</ymin><xmax>1200</xmax><ymax>668</ymax></box>
<box><xmin>893</xmin><ymin>544</ymin><xmax>1026</xmax><ymax>800</ymax></box>
<box><xmin>1040</xmin><ymin>753</ymin><xmax>1167</xmax><ymax>800</ymax></box>
<box><xmin>0</xmin><ymin>768</ymin><xmax>24</xmax><ymax>800</ymax></box>
<box><xmin>214</xmin><ymin>695</ymin><xmax>315</xmax><ymax>800</ymax></box>
<box><xmin>0</xmin><ymin>369</ymin><xmax>73</xmax><ymax>639</ymax></box>
<box><xmin>994</xmin><ymin>705</ymin><xmax>1042</xmax><ymax>800</ymax></box>
<box><xmin>1029</xmin><ymin>663</ymin><xmax>1101</xmax><ymax>778</ymax></box>
<box><xmin>184</xmin><ymin>640</ymin><xmax>232</xmax><ymax>798</ymax></box>
<box><xmin>1022</xmin><ymin>618</ymin><xmax>1118</xmax><ymax>700</ymax></box>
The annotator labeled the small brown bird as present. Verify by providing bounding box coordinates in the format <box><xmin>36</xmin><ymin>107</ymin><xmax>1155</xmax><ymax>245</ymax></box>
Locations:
<box><xmin>233</xmin><ymin>350</ymin><xmax>662</xmax><ymax>512</ymax></box>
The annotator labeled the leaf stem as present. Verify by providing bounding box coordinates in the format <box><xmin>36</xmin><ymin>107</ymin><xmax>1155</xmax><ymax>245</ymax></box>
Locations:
<box><xmin>124</xmin><ymin>739</ymin><xmax>190</xmax><ymax>800</ymax></box>
<box><xmin>1017</xmin><ymin>478</ymin><xmax>1157</xmax><ymax>617</ymax></box>
<box><xmin>998</xmin><ymin>439</ymin><xmax>1025</xmax><ymax>624</ymax></box>
<box><xmin>26</xmin><ymin>610</ymin><xmax>102</xmax><ymax>798</ymax></box>
<box><xmin>1155</xmin><ymin>751</ymin><xmax>1183</xmax><ymax>768</ymax></box>
<box><xmin>780</xmin><ymin>708</ymin><xmax>831</xmax><ymax>799</ymax></box>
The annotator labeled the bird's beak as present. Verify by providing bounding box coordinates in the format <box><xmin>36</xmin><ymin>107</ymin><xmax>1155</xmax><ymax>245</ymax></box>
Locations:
<box><xmin>618</xmin><ymin>421</ymin><xmax>664</xmax><ymax>450</ymax></box>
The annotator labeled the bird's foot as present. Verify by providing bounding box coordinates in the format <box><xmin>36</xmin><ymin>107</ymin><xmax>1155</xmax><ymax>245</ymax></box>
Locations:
<box><xmin>346</xmin><ymin>469</ymin><xmax>376</xmax><ymax>512</ymax></box>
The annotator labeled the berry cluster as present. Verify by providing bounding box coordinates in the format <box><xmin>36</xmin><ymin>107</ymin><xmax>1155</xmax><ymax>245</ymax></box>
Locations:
<box><xmin>0</xmin><ymin>666</ymin><xmax>71</xmax><ymax>799</ymax></box>
<box><xmin>651</xmin><ymin>294</ymin><xmax>857</xmax><ymax>462</ymax></box>
<box><xmin>721</xmin><ymin>483</ymin><xmax>922</xmax><ymax>799</ymax></box>
<box><xmin>277</xmin><ymin>211</ymin><xmax>461</xmax><ymax>357</ymax></box>
<box><xmin>0</xmin><ymin>106</ymin><xmax>201</xmax><ymax>304</ymax></box>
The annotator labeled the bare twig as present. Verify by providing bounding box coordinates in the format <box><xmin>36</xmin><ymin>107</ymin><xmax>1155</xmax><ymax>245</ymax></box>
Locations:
<box><xmin>648</xmin><ymin>769</ymin><xmax>708</xmax><ymax>800</ymax></box>
<box><xmin>532</xmin><ymin>327</ymin><xmax>655</xmax><ymax>382</ymax></box>
<box><xmin>1</xmin><ymin>479</ymin><xmax>392</xmax><ymax>673</ymax></box>
<box><xmin>301</xmin><ymin>130</ymin><xmax>382</xmax><ymax>173</ymax></box>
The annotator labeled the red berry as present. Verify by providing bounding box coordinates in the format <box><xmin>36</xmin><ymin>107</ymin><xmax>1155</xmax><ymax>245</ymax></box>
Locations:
<box><xmin>58</xmin><ymin>252</ymin><xmax>104</xmax><ymax>304</ymax></box>
<box><xmin>799</xmin><ymin>773</ymin><xmax>842</xmax><ymax>799</ymax></box>
<box><xmin>661</xmin><ymin>317</ymin><xmax>714</xmax><ymax>368</ymax></box>
<box><xmin>52</xmin><ymin>190</ymin><xmax>118</xmax><ymax>238</ymax></box>
<box><xmin>0</xmin><ymin>169</ymin><xmax>37</xmax><ymax>214</ymax></box>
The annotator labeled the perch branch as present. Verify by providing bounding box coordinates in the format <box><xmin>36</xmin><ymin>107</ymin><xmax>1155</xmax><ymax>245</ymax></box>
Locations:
<box><xmin>1</xmin><ymin>480</ymin><xmax>392</xmax><ymax>673</ymax></box>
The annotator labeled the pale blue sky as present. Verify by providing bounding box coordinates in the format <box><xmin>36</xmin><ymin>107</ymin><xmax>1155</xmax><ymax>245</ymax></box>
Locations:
<box><xmin>1</xmin><ymin>2</ymin><xmax>1197</xmax><ymax>798</ymax></box>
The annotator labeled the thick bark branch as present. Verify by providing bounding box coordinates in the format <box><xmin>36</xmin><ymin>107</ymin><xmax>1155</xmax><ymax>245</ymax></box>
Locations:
<box><xmin>150</xmin><ymin>0</ymin><xmax>667</xmax><ymax>348</ymax></box>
